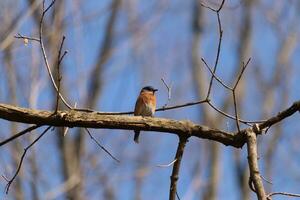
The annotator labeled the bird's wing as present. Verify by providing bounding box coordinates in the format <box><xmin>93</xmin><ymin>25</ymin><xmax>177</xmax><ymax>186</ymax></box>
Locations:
<box><xmin>134</xmin><ymin>96</ymin><xmax>144</xmax><ymax>116</ymax></box>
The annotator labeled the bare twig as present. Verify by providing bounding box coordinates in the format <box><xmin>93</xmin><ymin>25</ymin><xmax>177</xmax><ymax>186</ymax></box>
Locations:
<box><xmin>261</xmin><ymin>175</ymin><xmax>272</xmax><ymax>185</ymax></box>
<box><xmin>201</xmin><ymin>0</ymin><xmax>225</xmax><ymax>99</ymax></box>
<box><xmin>161</xmin><ymin>78</ymin><xmax>172</xmax><ymax>107</ymax></box>
<box><xmin>176</xmin><ymin>191</ymin><xmax>181</xmax><ymax>200</ymax></box>
<box><xmin>232</xmin><ymin>90</ymin><xmax>241</xmax><ymax>132</ymax></box>
<box><xmin>85</xmin><ymin>128</ymin><xmax>120</xmax><ymax>163</ymax></box>
<box><xmin>157</xmin><ymin>158</ymin><xmax>177</xmax><ymax>168</ymax></box>
<box><xmin>200</xmin><ymin>0</ymin><xmax>225</xmax><ymax>12</ymax></box>
<box><xmin>15</xmin><ymin>33</ymin><xmax>40</xmax><ymax>43</ymax></box>
<box><xmin>233</xmin><ymin>58</ymin><xmax>251</xmax><ymax>90</ymax></box>
<box><xmin>207</xmin><ymin>101</ymin><xmax>265</xmax><ymax>125</ymax></box>
<box><xmin>201</xmin><ymin>15</ymin><xmax>252</xmax><ymax>131</ymax></box>
<box><xmin>39</xmin><ymin>0</ymin><xmax>72</xmax><ymax>109</ymax></box>
<box><xmin>202</xmin><ymin>56</ymin><xmax>253</xmax><ymax>129</ymax></box>
<box><xmin>4</xmin><ymin>126</ymin><xmax>52</xmax><ymax>194</ymax></box>
<box><xmin>156</xmin><ymin>99</ymin><xmax>208</xmax><ymax>112</ymax></box>
<box><xmin>201</xmin><ymin>0</ymin><xmax>251</xmax><ymax>133</ymax></box>
<box><xmin>201</xmin><ymin>58</ymin><xmax>231</xmax><ymax>90</ymax></box>
<box><xmin>202</xmin><ymin>56</ymin><xmax>252</xmax><ymax>128</ymax></box>
<box><xmin>54</xmin><ymin>35</ymin><xmax>67</xmax><ymax>113</ymax></box>
<box><xmin>74</xmin><ymin>99</ymin><xmax>209</xmax><ymax>115</ymax></box>
<box><xmin>0</xmin><ymin>0</ymin><xmax>42</xmax><ymax>50</ymax></box>
<box><xmin>15</xmin><ymin>0</ymin><xmax>72</xmax><ymax>109</ymax></box>
<box><xmin>169</xmin><ymin>136</ymin><xmax>188</xmax><ymax>200</ymax></box>
<box><xmin>0</xmin><ymin>125</ymin><xmax>41</xmax><ymax>146</ymax></box>
<box><xmin>267</xmin><ymin>192</ymin><xmax>300</xmax><ymax>199</ymax></box>
<box><xmin>231</xmin><ymin>58</ymin><xmax>251</xmax><ymax>132</ymax></box>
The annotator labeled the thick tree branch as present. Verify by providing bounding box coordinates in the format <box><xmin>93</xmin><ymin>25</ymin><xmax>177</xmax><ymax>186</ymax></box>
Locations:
<box><xmin>1</xmin><ymin>98</ymin><xmax>300</xmax><ymax>150</ymax></box>
<box><xmin>246</xmin><ymin>129</ymin><xmax>266</xmax><ymax>200</ymax></box>
<box><xmin>169</xmin><ymin>136</ymin><xmax>188</xmax><ymax>200</ymax></box>
<box><xmin>4</xmin><ymin>126</ymin><xmax>52</xmax><ymax>193</ymax></box>
<box><xmin>259</xmin><ymin>101</ymin><xmax>300</xmax><ymax>130</ymax></box>
<box><xmin>0</xmin><ymin>103</ymin><xmax>242</xmax><ymax>147</ymax></box>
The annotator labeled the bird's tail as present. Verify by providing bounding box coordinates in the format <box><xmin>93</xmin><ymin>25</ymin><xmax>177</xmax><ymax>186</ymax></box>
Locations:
<box><xmin>134</xmin><ymin>130</ymin><xmax>140</xmax><ymax>143</ymax></box>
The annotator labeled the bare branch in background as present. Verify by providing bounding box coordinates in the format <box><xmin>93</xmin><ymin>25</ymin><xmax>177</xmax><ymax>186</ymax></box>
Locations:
<box><xmin>169</xmin><ymin>136</ymin><xmax>188</xmax><ymax>200</ymax></box>
<box><xmin>3</xmin><ymin>126</ymin><xmax>52</xmax><ymax>194</ymax></box>
<box><xmin>0</xmin><ymin>125</ymin><xmax>41</xmax><ymax>147</ymax></box>
<box><xmin>85</xmin><ymin>128</ymin><xmax>120</xmax><ymax>163</ymax></box>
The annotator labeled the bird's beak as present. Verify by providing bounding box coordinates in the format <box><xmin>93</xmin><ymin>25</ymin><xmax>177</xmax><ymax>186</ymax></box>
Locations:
<box><xmin>154</xmin><ymin>89</ymin><xmax>158</xmax><ymax>92</ymax></box>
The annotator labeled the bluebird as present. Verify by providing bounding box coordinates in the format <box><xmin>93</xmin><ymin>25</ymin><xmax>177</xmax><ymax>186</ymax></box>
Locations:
<box><xmin>134</xmin><ymin>86</ymin><xmax>158</xmax><ymax>143</ymax></box>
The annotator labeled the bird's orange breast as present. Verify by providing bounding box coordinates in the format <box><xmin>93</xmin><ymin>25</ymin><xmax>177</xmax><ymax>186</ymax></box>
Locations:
<box><xmin>134</xmin><ymin>91</ymin><xmax>156</xmax><ymax>116</ymax></box>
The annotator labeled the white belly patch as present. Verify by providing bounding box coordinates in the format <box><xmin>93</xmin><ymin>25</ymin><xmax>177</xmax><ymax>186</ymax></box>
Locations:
<box><xmin>140</xmin><ymin>103</ymin><xmax>155</xmax><ymax>116</ymax></box>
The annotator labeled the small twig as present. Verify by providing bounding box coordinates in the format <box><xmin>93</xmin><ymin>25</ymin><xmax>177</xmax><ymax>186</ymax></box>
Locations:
<box><xmin>157</xmin><ymin>158</ymin><xmax>177</xmax><ymax>168</ymax></box>
<box><xmin>39</xmin><ymin>0</ymin><xmax>72</xmax><ymax>109</ymax></box>
<box><xmin>200</xmin><ymin>3</ymin><xmax>217</xmax><ymax>12</ymax></box>
<box><xmin>201</xmin><ymin>0</ymin><xmax>247</xmax><ymax>135</ymax></box>
<box><xmin>4</xmin><ymin>126</ymin><xmax>51</xmax><ymax>194</ymax></box>
<box><xmin>0</xmin><ymin>125</ymin><xmax>41</xmax><ymax>146</ymax></box>
<box><xmin>71</xmin><ymin>98</ymin><xmax>263</xmax><ymax>126</ymax></box>
<box><xmin>207</xmin><ymin>101</ymin><xmax>265</xmax><ymax>125</ymax></box>
<box><xmin>2</xmin><ymin>175</ymin><xmax>9</xmax><ymax>182</ymax></box>
<box><xmin>202</xmin><ymin>0</ymin><xmax>225</xmax><ymax>99</ymax></box>
<box><xmin>15</xmin><ymin>0</ymin><xmax>72</xmax><ymax>110</ymax></box>
<box><xmin>59</xmin><ymin>51</ymin><xmax>68</xmax><ymax>63</ymax></box>
<box><xmin>231</xmin><ymin>58</ymin><xmax>251</xmax><ymax>133</ymax></box>
<box><xmin>57</xmin><ymin>36</ymin><xmax>67</xmax><ymax>68</ymax></box>
<box><xmin>232</xmin><ymin>90</ymin><xmax>241</xmax><ymax>132</ymax></box>
<box><xmin>233</xmin><ymin>58</ymin><xmax>251</xmax><ymax>89</ymax></box>
<box><xmin>202</xmin><ymin>56</ymin><xmax>252</xmax><ymax>131</ymax></box>
<box><xmin>200</xmin><ymin>0</ymin><xmax>225</xmax><ymax>12</ymax></box>
<box><xmin>176</xmin><ymin>191</ymin><xmax>181</xmax><ymax>200</ymax></box>
<box><xmin>85</xmin><ymin>128</ymin><xmax>120</xmax><ymax>163</ymax></box>
<box><xmin>156</xmin><ymin>99</ymin><xmax>208</xmax><ymax>112</ymax></box>
<box><xmin>54</xmin><ymin>36</ymin><xmax>67</xmax><ymax>113</ymax></box>
<box><xmin>74</xmin><ymin>99</ymin><xmax>209</xmax><ymax>115</ymax></box>
<box><xmin>14</xmin><ymin>33</ymin><xmax>40</xmax><ymax>43</ymax></box>
<box><xmin>161</xmin><ymin>78</ymin><xmax>172</xmax><ymax>107</ymax></box>
<box><xmin>201</xmin><ymin>58</ymin><xmax>232</xmax><ymax>90</ymax></box>
<box><xmin>42</xmin><ymin>0</ymin><xmax>55</xmax><ymax>14</ymax></box>
<box><xmin>261</xmin><ymin>175</ymin><xmax>272</xmax><ymax>185</ymax></box>
<box><xmin>267</xmin><ymin>192</ymin><xmax>300</xmax><ymax>199</ymax></box>
<box><xmin>169</xmin><ymin>136</ymin><xmax>188</xmax><ymax>200</ymax></box>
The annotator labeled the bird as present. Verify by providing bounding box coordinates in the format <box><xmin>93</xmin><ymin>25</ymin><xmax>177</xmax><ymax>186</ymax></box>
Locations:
<box><xmin>134</xmin><ymin>86</ymin><xmax>158</xmax><ymax>143</ymax></box>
